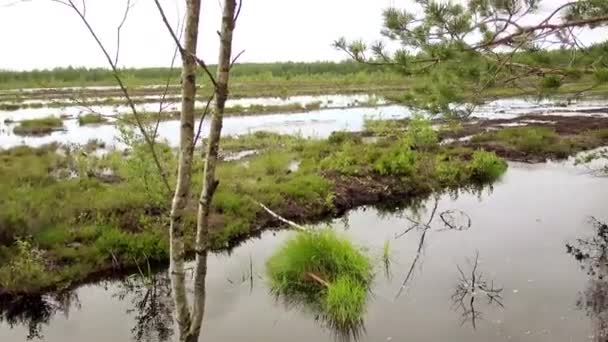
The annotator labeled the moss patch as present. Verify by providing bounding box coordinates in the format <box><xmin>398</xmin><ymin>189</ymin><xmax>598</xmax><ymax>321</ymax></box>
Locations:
<box><xmin>13</xmin><ymin>116</ymin><xmax>64</xmax><ymax>136</ymax></box>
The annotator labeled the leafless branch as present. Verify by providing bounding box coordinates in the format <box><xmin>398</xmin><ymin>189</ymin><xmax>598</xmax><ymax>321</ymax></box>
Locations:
<box><xmin>192</xmin><ymin>93</ymin><xmax>215</xmax><ymax>149</ymax></box>
<box><xmin>233</xmin><ymin>0</ymin><xmax>242</xmax><ymax>24</ymax></box>
<box><xmin>114</xmin><ymin>0</ymin><xmax>133</xmax><ymax>66</ymax></box>
<box><xmin>57</xmin><ymin>0</ymin><xmax>171</xmax><ymax>193</ymax></box>
<box><xmin>230</xmin><ymin>49</ymin><xmax>246</xmax><ymax>69</ymax></box>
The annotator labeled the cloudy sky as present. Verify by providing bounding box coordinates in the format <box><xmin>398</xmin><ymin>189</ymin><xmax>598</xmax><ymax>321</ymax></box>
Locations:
<box><xmin>0</xmin><ymin>0</ymin><xmax>604</xmax><ymax>71</ymax></box>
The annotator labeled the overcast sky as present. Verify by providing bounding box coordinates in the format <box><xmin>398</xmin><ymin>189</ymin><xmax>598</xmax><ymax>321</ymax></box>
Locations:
<box><xmin>0</xmin><ymin>0</ymin><xmax>604</xmax><ymax>71</ymax></box>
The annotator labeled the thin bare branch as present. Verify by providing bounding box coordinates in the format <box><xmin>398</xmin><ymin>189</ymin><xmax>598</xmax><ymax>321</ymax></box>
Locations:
<box><xmin>115</xmin><ymin>0</ymin><xmax>133</xmax><ymax>66</ymax></box>
<box><xmin>59</xmin><ymin>0</ymin><xmax>171</xmax><ymax>193</ymax></box>
<box><xmin>192</xmin><ymin>93</ymin><xmax>215</xmax><ymax>149</ymax></box>
<box><xmin>255</xmin><ymin>201</ymin><xmax>307</xmax><ymax>231</ymax></box>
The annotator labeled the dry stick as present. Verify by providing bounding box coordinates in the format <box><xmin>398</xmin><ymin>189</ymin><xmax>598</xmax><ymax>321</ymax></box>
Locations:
<box><xmin>306</xmin><ymin>272</ymin><xmax>330</xmax><ymax>288</ymax></box>
<box><xmin>255</xmin><ymin>201</ymin><xmax>307</xmax><ymax>231</ymax></box>
<box><xmin>55</xmin><ymin>0</ymin><xmax>171</xmax><ymax>194</ymax></box>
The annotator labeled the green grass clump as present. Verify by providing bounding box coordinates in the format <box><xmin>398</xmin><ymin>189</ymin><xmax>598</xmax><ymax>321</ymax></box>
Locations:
<box><xmin>468</xmin><ymin>150</ymin><xmax>507</xmax><ymax>182</ymax></box>
<box><xmin>324</xmin><ymin>276</ymin><xmax>367</xmax><ymax>329</ymax></box>
<box><xmin>267</xmin><ymin>230</ymin><xmax>372</xmax><ymax>328</ymax></box>
<box><xmin>78</xmin><ymin>113</ymin><xmax>108</xmax><ymax>126</ymax></box>
<box><xmin>13</xmin><ymin>116</ymin><xmax>64</xmax><ymax>135</ymax></box>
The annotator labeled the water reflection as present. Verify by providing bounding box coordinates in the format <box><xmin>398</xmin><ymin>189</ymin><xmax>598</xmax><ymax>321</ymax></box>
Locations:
<box><xmin>113</xmin><ymin>273</ymin><xmax>173</xmax><ymax>342</ymax></box>
<box><xmin>0</xmin><ymin>292</ymin><xmax>79</xmax><ymax>340</ymax></box>
<box><xmin>451</xmin><ymin>252</ymin><xmax>504</xmax><ymax>329</ymax></box>
<box><xmin>271</xmin><ymin>292</ymin><xmax>366</xmax><ymax>342</ymax></box>
<box><xmin>393</xmin><ymin>190</ymin><xmax>479</xmax><ymax>298</ymax></box>
<box><xmin>567</xmin><ymin>218</ymin><xmax>608</xmax><ymax>341</ymax></box>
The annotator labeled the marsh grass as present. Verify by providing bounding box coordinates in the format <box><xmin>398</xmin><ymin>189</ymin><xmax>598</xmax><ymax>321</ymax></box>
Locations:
<box><xmin>471</xmin><ymin>126</ymin><xmax>584</xmax><ymax>158</ymax></box>
<box><xmin>78</xmin><ymin>113</ymin><xmax>108</xmax><ymax>126</ymax></box>
<box><xmin>13</xmin><ymin>116</ymin><xmax>64</xmax><ymax>136</ymax></box>
<box><xmin>267</xmin><ymin>230</ymin><xmax>372</xmax><ymax>328</ymax></box>
<box><xmin>382</xmin><ymin>239</ymin><xmax>391</xmax><ymax>279</ymax></box>
<box><xmin>0</xmin><ymin>127</ymin><xmax>511</xmax><ymax>294</ymax></box>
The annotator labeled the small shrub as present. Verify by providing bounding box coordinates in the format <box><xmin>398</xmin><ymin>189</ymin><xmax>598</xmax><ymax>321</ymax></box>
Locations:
<box><xmin>468</xmin><ymin>150</ymin><xmax>507</xmax><ymax>182</ymax></box>
<box><xmin>320</xmin><ymin>143</ymin><xmax>366</xmax><ymax>175</ymax></box>
<box><xmin>436</xmin><ymin>159</ymin><xmax>467</xmax><ymax>186</ymax></box>
<box><xmin>0</xmin><ymin>239</ymin><xmax>48</xmax><ymax>291</ymax></box>
<box><xmin>373</xmin><ymin>143</ymin><xmax>416</xmax><ymax>176</ymax></box>
<box><xmin>404</xmin><ymin>115</ymin><xmax>438</xmax><ymax>150</ymax></box>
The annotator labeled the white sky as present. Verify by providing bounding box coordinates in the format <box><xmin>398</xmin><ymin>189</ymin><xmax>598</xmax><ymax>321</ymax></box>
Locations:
<box><xmin>0</xmin><ymin>0</ymin><xmax>605</xmax><ymax>71</ymax></box>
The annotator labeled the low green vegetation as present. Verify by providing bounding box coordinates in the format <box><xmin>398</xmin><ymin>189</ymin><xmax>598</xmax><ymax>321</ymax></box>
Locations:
<box><xmin>0</xmin><ymin>118</ymin><xmax>512</xmax><ymax>295</ymax></box>
<box><xmin>12</xmin><ymin>116</ymin><xmax>64</xmax><ymax>135</ymax></box>
<box><xmin>266</xmin><ymin>229</ymin><xmax>372</xmax><ymax>329</ymax></box>
<box><xmin>468</xmin><ymin>126</ymin><xmax>601</xmax><ymax>159</ymax></box>
<box><xmin>78</xmin><ymin>113</ymin><xmax>108</xmax><ymax>126</ymax></box>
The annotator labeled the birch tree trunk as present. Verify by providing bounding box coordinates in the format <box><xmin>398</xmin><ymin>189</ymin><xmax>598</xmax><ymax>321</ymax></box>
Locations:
<box><xmin>188</xmin><ymin>0</ymin><xmax>238</xmax><ymax>339</ymax></box>
<box><xmin>169</xmin><ymin>0</ymin><xmax>201</xmax><ymax>340</ymax></box>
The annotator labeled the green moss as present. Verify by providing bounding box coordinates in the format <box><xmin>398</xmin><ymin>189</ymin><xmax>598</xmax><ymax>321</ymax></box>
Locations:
<box><xmin>13</xmin><ymin>116</ymin><xmax>64</xmax><ymax>136</ymax></box>
<box><xmin>78</xmin><ymin>113</ymin><xmax>108</xmax><ymax>126</ymax></box>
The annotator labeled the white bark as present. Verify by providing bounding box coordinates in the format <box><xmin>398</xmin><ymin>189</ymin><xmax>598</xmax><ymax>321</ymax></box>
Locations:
<box><xmin>169</xmin><ymin>0</ymin><xmax>200</xmax><ymax>340</ymax></box>
<box><xmin>189</xmin><ymin>0</ymin><xmax>238</xmax><ymax>339</ymax></box>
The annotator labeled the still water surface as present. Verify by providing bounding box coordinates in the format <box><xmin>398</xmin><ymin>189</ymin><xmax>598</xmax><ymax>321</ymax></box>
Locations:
<box><xmin>1</xmin><ymin>161</ymin><xmax>606</xmax><ymax>341</ymax></box>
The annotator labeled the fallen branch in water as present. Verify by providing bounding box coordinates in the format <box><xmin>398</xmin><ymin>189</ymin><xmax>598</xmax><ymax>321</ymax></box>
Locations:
<box><xmin>255</xmin><ymin>200</ymin><xmax>307</xmax><ymax>231</ymax></box>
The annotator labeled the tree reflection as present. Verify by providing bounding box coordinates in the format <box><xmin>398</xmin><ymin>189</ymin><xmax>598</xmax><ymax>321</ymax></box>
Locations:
<box><xmin>0</xmin><ymin>291</ymin><xmax>79</xmax><ymax>340</ymax></box>
<box><xmin>394</xmin><ymin>195</ymin><xmax>473</xmax><ymax>298</ymax></box>
<box><xmin>114</xmin><ymin>270</ymin><xmax>173</xmax><ymax>342</ymax></box>
<box><xmin>566</xmin><ymin>218</ymin><xmax>608</xmax><ymax>341</ymax></box>
<box><xmin>451</xmin><ymin>252</ymin><xmax>503</xmax><ymax>329</ymax></box>
<box><xmin>272</xmin><ymin>293</ymin><xmax>366</xmax><ymax>342</ymax></box>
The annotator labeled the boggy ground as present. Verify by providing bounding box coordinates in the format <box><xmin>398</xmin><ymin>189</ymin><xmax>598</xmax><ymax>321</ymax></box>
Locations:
<box><xmin>2</xmin><ymin>112</ymin><xmax>607</xmax><ymax>298</ymax></box>
<box><xmin>364</xmin><ymin>113</ymin><xmax>608</xmax><ymax>162</ymax></box>
<box><xmin>0</xmin><ymin>121</ymin><xmax>506</xmax><ymax>298</ymax></box>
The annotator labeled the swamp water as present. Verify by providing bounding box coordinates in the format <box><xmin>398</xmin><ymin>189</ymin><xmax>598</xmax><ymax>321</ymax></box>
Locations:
<box><xmin>1</xmin><ymin>161</ymin><xmax>607</xmax><ymax>342</ymax></box>
<box><xmin>1</xmin><ymin>95</ymin><xmax>608</xmax><ymax>149</ymax></box>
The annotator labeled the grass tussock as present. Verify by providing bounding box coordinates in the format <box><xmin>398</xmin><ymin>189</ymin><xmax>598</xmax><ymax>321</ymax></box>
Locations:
<box><xmin>78</xmin><ymin>113</ymin><xmax>108</xmax><ymax>126</ymax></box>
<box><xmin>267</xmin><ymin>230</ymin><xmax>372</xmax><ymax>328</ymax></box>
<box><xmin>13</xmin><ymin>116</ymin><xmax>64</xmax><ymax>136</ymax></box>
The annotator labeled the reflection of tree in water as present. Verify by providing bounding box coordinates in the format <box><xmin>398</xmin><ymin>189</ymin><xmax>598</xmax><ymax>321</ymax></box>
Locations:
<box><xmin>394</xmin><ymin>195</ymin><xmax>473</xmax><ymax>298</ymax></box>
<box><xmin>566</xmin><ymin>218</ymin><xmax>608</xmax><ymax>341</ymax></box>
<box><xmin>0</xmin><ymin>291</ymin><xmax>79</xmax><ymax>340</ymax></box>
<box><xmin>451</xmin><ymin>252</ymin><xmax>503</xmax><ymax>329</ymax></box>
<box><xmin>272</xmin><ymin>293</ymin><xmax>366</xmax><ymax>342</ymax></box>
<box><xmin>113</xmin><ymin>270</ymin><xmax>174</xmax><ymax>342</ymax></box>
